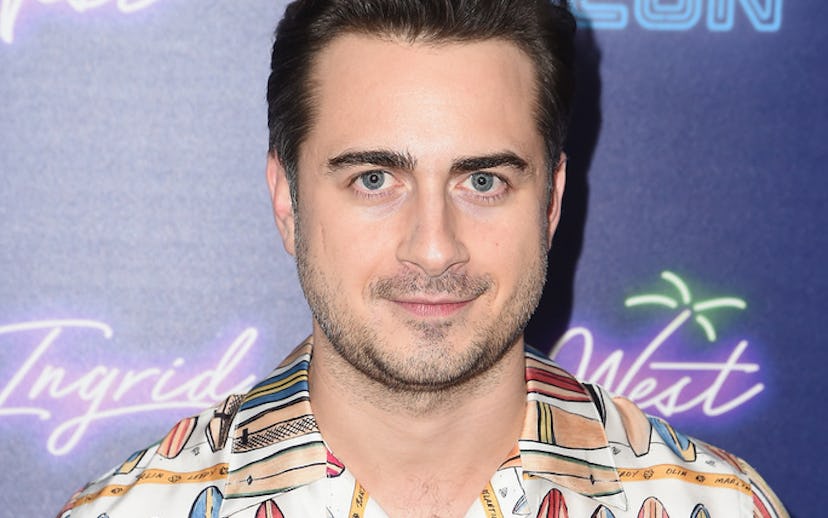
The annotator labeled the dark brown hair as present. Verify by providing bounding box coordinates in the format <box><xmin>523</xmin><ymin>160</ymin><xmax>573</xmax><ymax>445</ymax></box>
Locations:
<box><xmin>267</xmin><ymin>0</ymin><xmax>576</xmax><ymax>201</ymax></box>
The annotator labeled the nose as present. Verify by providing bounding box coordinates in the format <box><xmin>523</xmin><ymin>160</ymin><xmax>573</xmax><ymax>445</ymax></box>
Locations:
<box><xmin>396</xmin><ymin>189</ymin><xmax>469</xmax><ymax>277</ymax></box>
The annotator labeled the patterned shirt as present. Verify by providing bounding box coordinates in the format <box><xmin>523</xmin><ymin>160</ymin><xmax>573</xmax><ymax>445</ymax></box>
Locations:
<box><xmin>59</xmin><ymin>337</ymin><xmax>788</xmax><ymax>518</ymax></box>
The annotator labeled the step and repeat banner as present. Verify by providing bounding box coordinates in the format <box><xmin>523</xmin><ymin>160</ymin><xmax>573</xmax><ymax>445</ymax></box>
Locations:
<box><xmin>1</xmin><ymin>1</ymin><xmax>822</xmax><ymax>516</ymax></box>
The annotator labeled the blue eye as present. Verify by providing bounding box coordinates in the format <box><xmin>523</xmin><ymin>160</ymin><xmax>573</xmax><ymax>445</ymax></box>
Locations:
<box><xmin>470</xmin><ymin>172</ymin><xmax>495</xmax><ymax>192</ymax></box>
<box><xmin>360</xmin><ymin>171</ymin><xmax>386</xmax><ymax>190</ymax></box>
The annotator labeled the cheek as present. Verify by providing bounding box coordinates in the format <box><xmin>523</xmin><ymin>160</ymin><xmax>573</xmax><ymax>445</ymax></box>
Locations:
<box><xmin>464</xmin><ymin>217</ymin><xmax>539</xmax><ymax>273</ymax></box>
<box><xmin>302</xmin><ymin>201</ymin><xmax>395</xmax><ymax>284</ymax></box>
<box><xmin>463</xmin><ymin>202</ymin><xmax>544</xmax><ymax>250</ymax></box>
<box><xmin>464</xmin><ymin>205</ymin><xmax>546</xmax><ymax>278</ymax></box>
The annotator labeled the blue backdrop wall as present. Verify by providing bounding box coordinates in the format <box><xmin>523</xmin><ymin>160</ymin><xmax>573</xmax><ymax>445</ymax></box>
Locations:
<box><xmin>0</xmin><ymin>1</ymin><xmax>822</xmax><ymax>516</ymax></box>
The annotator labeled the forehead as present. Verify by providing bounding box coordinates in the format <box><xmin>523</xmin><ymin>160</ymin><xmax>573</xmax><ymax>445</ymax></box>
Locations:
<box><xmin>312</xmin><ymin>32</ymin><xmax>536</xmax><ymax>78</ymax></box>
<box><xmin>301</xmin><ymin>34</ymin><xmax>542</xmax><ymax>163</ymax></box>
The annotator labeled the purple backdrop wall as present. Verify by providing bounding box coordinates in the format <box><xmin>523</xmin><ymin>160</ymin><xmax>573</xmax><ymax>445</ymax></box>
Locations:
<box><xmin>0</xmin><ymin>1</ymin><xmax>822</xmax><ymax>516</ymax></box>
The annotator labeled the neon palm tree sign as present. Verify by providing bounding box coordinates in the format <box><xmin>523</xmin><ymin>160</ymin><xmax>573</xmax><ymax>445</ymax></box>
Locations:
<box><xmin>554</xmin><ymin>271</ymin><xmax>765</xmax><ymax>419</ymax></box>
<box><xmin>625</xmin><ymin>270</ymin><xmax>746</xmax><ymax>343</ymax></box>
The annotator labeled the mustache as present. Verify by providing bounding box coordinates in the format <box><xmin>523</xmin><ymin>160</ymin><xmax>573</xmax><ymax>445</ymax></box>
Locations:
<box><xmin>371</xmin><ymin>271</ymin><xmax>493</xmax><ymax>299</ymax></box>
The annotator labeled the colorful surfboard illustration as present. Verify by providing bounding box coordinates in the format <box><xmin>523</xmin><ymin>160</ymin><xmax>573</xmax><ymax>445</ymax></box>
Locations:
<box><xmin>525</xmin><ymin>356</ymin><xmax>592</xmax><ymax>403</ymax></box>
<box><xmin>753</xmin><ymin>492</ymin><xmax>773</xmax><ymax>518</ymax></box>
<box><xmin>614</xmin><ymin>397</ymin><xmax>652</xmax><ymax>457</ymax></box>
<box><xmin>206</xmin><ymin>394</ymin><xmax>243</xmax><ymax>452</ymax></box>
<box><xmin>637</xmin><ymin>497</ymin><xmax>669</xmax><ymax>518</ymax></box>
<box><xmin>115</xmin><ymin>448</ymin><xmax>147</xmax><ymax>475</ymax></box>
<box><xmin>326</xmin><ymin>448</ymin><xmax>345</xmax><ymax>478</ymax></box>
<box><xmin>690</xmin><ymin>503</ymin><xmax>711</xmax><ymax>518</ymax></box>
<box><xmin>591</xmin><ymin>505</ymin><xmax>616</xmax><ymax>518</ymax></box>
<box><xmin>512</xmin><ymin>494</ymin><xmax>530</xmax><ymax>516</ymax></box>
<box><xmin>158</xmin><ymin>416</ymin><xmax>198</xmax><ymax>459</ymax></box>
<box><xmin>188</xmin><ymin>486</ymin><xmax>223</xmax><ymax>518</ymax></box>
<box><xmin>533</xmin><ymin>401</ymin><xmax>607</xmax><ymax>449</ymax></box>
<box><xmin>647</xmin><ymin>417</ymin><xmax>696</xmax><ymax>462</ymax></box>
<box><xmin>225</xmin><ymin>440</ymin><xmax>328</xmax><ymax>497</ymax></box>
<box><xmin>537</xmin><ymin>488</ymin><xmax>569</xmax><ymax>518</ymax></box>
<box><xmin>234</xmin><ymin>407</ymin><xmax>317</xmax><ymax>455</ymax></box>
<box><xmin>240</xmin><ymin>360</ymin><xmax>310</xmax><ymax>412</ymax></box>
<box><xmin>255</xmin><ymin>499</ymin><xmax>284</xmax><ymax>518</ymax></box>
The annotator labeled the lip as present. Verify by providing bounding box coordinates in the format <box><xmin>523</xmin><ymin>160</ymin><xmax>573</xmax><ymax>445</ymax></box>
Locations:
<box><xmin>391</xmin><ymin>298</ymin><xmax>473</xmax><ymax>318</ymax></box>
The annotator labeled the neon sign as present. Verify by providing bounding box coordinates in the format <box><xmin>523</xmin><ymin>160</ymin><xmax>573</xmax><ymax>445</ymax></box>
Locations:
<box><xmin>0</xmin><ymin>319</ymin><xmax>257</xmax><ymax>455</ymax></box>
<box><xmin>553</xmin><ymin>271</ymin><xmax>764</xmax><ymax>418</ymax></box>
<box><xmin>1</xmin><ymin>0</ymin><xmax>161</xmax><ymax>44</ymax></box>
<box><xmin>1</xmin><ymin>0</ymin><xmax>783</xmax><ymax>44</ymax></box>
<box><xmin>0</xmin><ymin>271</ymin><xmax>768</xmax><ymax>456</ymax></box>
<box><xmin>571</xmin><ymin>0</ymin><xmax>783</xmax><ymax>31</ymax></box>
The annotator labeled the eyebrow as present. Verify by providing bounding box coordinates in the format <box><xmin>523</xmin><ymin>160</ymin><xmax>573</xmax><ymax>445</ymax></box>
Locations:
<box><xmin>450</xmin><ymin>152</ymin><xmax>529</xmax><ymax>174</ymax></box>
<box><xmin>328</xmin><ymin>150</ymin><xmax>416</xmax><ymax>172</ymax></box>
<box><xmin>326</xmin><ymin>149</ymin><xmax>530</xmax><ymax>175</ymax></box>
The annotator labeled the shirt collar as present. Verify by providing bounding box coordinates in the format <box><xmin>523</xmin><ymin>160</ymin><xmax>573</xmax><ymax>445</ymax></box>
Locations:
<box><xmin>225</xmin><ymin>338</ymin><xmax>626</xmax><ymax>510</ymax></box>
<box><xmin>520</xmin><ymin>348</ymin><xmax>627</xmax><ymax>510</ymax></box>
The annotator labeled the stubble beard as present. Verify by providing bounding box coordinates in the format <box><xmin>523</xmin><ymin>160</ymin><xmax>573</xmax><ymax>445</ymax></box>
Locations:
<box><xmin>294</xmin><ymin>215</ymin><xmax>548</xmax><ymax>399</ymax></box>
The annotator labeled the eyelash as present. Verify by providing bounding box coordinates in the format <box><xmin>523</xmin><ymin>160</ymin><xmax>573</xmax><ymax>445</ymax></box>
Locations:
<box><xmin>461</xmin><ymin>172</ymin><xmax>511</xmax><ymax>204</ymax></box>
<box><xmin>348</xmin><ymin>170</ymin><xmax>397</xmax><ymax>200</ymax></box>
<box><xmin>346</xmin><ymin>170</ymin><xmax>512</xmax><ymax>204</ymax></box>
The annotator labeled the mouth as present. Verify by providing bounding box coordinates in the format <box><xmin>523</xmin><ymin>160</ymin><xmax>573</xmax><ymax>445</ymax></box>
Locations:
<box><xmin>391</xmin><ymin>297</ymin><xmax>474</xmax><ymax>318</ymax></box>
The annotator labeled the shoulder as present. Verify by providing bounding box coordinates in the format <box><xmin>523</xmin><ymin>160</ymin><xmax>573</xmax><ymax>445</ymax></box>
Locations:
<box><xmin>57</xmin><ymin>393</ymin><xmax>244</xmax><ymax>518</ymax></box>
<box><xmin>587</xmin><ymin>383</ymin><xmax>789</xmax><ymax>518</ymax></box>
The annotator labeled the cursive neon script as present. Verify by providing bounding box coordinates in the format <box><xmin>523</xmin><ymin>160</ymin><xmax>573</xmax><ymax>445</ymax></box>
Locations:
<box><xmin>0</xmin><ymin>274</ymin><xmax>767</xmax><ymax>456</ymax></box>
<box><xmin>0</xmin><ymin>319</ymin><xmax>257</xmax><ymax>455</ymax></box>
<box><xmin>553</xmin><ymin>323</ymin><xmax>764</xmax><ymax>417</ymax></box>
<box><xmin>1</xmin><ymin>0</ymin><xmax>161</xmax><ymax>44</ymax></box>
<box><xmin>551</xmin><ymin>271</ymin><xmax>765</xmax><ymax>417</ymax></box>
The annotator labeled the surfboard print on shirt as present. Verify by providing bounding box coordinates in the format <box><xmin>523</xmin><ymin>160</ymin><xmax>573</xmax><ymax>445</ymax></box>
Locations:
<box><xmin>637</xmin><ymin>497</ymin><xmax>670</xmax><ymax>518</ymax></box>
<box><xmin>326</xmin><ymin>448</ymin><xmax>345</xmax><ymax>478</ymax></box>
<box><xmin>647</xmin><ymin>416</ymin><xmax>696</xmax><ymax>462</ymax></box>
<box><xmin>690</xmin><ymin>503</ymin><xmax>711</xmax><ymax>518</ymax></box>
<box><xmin>206</xmin><ymin>394</ymin><xmax>243</xmax><ymax>452</ymax></box>
<box><xmin>158</xmin><ymin>416</ymin><xmax>198</xmax><ymax>459</ymax></box>
<box><xmin>591</xmin><ymin>504</ymin><xmax>617</xmax><ymax>518</ymax></box>
<box><xmin>537</xmin><ymin>488</ymin><xmax>569</xmax><ymax>518</ymax></box>
<box><xmin>614</xmin><ymin>397</ymin><xmax>653</xmax><ymax>457</ymax></box>
<box><xmin>512</xmin><ymin>493</ymin><xmax>530</xmax><ymax>516</ymax></box>
<box><xmin>188</xmin><ymin>486</ymin><xmax>224</xmax><ymax>518</ymax></box>
<box><xmin>115</xmin><ymin>448</ymin><xmax>148</xmax><ymax>475</ymax></box>
<box><xmin>255</xmin><ymin>499</ymin><xmax>284</xmax><ymax>518</ymax></box>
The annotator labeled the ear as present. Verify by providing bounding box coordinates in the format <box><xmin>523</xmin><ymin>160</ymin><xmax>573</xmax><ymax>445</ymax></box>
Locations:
<box><xmin>545</xmin><ymin>153</ymin><xmax>567</xmax><ymax>249</ymax></box>
<box><xmin>266</xmin><ymin>153</ymin><xmax>296</xmax><ymax>256</ymax></box>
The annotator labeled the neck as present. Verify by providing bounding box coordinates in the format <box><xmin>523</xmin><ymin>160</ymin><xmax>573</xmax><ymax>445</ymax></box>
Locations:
<box><xmin>308</xmin><ymin>327</ymin><xmax>527</xmax><ymax>516</ymax></box>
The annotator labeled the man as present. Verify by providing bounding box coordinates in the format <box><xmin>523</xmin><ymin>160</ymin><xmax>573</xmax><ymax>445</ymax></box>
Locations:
<box><xmin>59</xmin><ymin>1</ymin><xmax>788</xmax><ymax>517</ymax></box>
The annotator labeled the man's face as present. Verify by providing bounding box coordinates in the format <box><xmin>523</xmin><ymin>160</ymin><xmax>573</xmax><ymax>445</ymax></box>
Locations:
<box><xmin>269</xmin><ymin>34</ymin><xmax>565</xmax><ymax>392</ymax></box>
